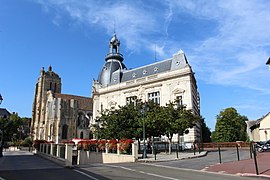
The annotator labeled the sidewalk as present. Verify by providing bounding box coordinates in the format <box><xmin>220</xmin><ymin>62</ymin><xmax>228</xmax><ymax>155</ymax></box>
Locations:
<box><xmin>204</xmin><ymin>151</ymin><xmax>270</xmax><ymax>178</ymax></box>
<box><xmin>137</xmin><ymin>151</ymin><xmax>207</xmax><ymax>162</ymax></box>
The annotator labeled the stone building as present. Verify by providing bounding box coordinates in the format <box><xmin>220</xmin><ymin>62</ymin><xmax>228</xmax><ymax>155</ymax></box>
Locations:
<box><xmin>92</xmin><ymin>34</ymin><xmax>201</xmax><ymax>144</ymax></box>
<box><xmin>31</xmin><ymin>66</ymin><xmax>93</xmax><ymax>143</ymax></box>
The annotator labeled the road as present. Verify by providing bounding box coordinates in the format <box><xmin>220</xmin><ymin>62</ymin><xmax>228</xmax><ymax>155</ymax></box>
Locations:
<box><xmin>0</xmin><ymin>150</ymin><xmax>258</xmax><ymax>180</ymax></box>
<box><xmin>154</xmin><ymin>149</ymin><xmax>251</xmax><ymax>170</ymax></box>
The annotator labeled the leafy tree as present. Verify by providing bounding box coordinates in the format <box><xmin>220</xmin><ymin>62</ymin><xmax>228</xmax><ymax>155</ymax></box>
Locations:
<box><xmin>200</xmin><ymin>117</ymin><xmax>211</xmax><ymax>142</ymax></box>
<box><xmin>94</xmin><ymin>100</ymin><xmax>198</xmax><ymax>155</ymax></box>
<box><xmin>143</xmin><ymin>101</ymin><xmax>166</xmax><ymax>138</ymax></box>
<box><xmin>95</xmin><ymin>102</ymin><xmax>141</xmax><ymax>139</ymax></box>
<box><xmin>212</xmin><ymin>107</ymin><xmax>247</xmax><ymax>142</ymax></box>
<box><xmin>161</xmin><ymin>102</ymin><xmax>198</xmax><ymax>153</ymax></box>
<box><xmin>0</xmin><ymin>113</ymin><xmax>28</xmax><ymax>147</ymax></box>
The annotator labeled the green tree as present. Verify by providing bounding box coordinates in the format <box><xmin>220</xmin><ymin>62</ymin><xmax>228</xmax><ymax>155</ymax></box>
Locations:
<box><xmin>143</xmin><ymin>101</ymin><xmax>166</xmax><ymax>138</ymax></box>
<box><xmin>212</xmin><ymin>107</ymin><xmax>247</xmax><ymax>142</ymax></box>
<box><xmin>0</xmin><ymin>113</ymin><xmax>24</xmax><ymax>157</ymax></box>
<box><xmin>94</xmin><ymin>100</ymin><xmax>198</xmax><ymax>155</ymax></box>
<box><xmin>161</xmin><ymin>102</ymin><xmax>198</xmax><ymax>153</ymax></box>
<box><xmin>200</xmin><ymin>117</ymin><xmax>211</xmax><ymax>142</ymax></box>
<box><xmin>95</xmin><ymin>102</ymin><xmax>141</xmax><ymax>139</ymax></box>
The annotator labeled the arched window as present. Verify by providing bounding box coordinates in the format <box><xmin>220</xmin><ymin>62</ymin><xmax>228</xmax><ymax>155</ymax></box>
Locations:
<box><xmin>89</xmin><ymin>132</ymin><xmax>93</xmax><ymax>139</ymax></box>
<box><xmin>62</xmin><ymin>124</ymin><xmax>68</xmax><ymax>139</ymax></box>
<box><xmin>54</xmin><ymin>83</ymin><xmax>57</xmax><ymax>92</ymax></box>
<box><xmin>80</xmin><ymin>131</ymin><xmax>84</xmax><ymax>139</ymax></box>
<box><xmin>50</xmin><ymin>124</ymin><xmax>53</xmax><ymax>140</ymax></box>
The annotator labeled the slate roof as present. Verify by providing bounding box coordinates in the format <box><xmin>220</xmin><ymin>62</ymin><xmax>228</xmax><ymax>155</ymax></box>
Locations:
<box><xmin>54</xmin><ymin>93</ymin><xmax>93</xmax><ymax>111</ymax></box>
<box><xmin>121</xmin><ymin>58</ymin><xmax>172</xmax><ymax>82</ymax></box>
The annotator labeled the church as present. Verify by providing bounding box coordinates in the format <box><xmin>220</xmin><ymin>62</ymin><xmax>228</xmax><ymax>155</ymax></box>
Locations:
<box><xmin>31</xmin><ymin>33</ymin><xmax>201</xmax><ymax>144</ymax></box>
<box><xmin>92</xmin><ymin>34</ymin><xmax>201</xmax><ymax>144</ymax></box>
<box><xmin>31</xmin><ymin>66</ymin><xmax>93</xmax><ymax>143</ymax></box>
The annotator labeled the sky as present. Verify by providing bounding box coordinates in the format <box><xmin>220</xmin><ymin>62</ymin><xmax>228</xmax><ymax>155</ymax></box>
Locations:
<box><xmin>0</xmin><ymin>0</ymin><xmax>269</xmax><ymax>131</ymax></box>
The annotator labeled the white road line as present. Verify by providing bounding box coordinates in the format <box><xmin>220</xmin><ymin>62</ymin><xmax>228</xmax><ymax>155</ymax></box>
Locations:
<box><xmin>105</xmin><ymin>164</ymin><xmax>181</xmax><ymax>180</ymax></box>
<box><xmin>0</xmin><ymin>177</ymin><xmax>6</xmax><ymax>180</ymax></box>
<box><xmin>73</xmin><ymin>169</ymin><xmax>99</xmax><ymax>180</ymax></box>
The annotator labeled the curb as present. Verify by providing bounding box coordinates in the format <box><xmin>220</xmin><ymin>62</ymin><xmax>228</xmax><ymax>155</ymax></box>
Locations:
<box><xmin>137</xmin><ymin>151</ymin><xmax>208</xmax><ymax>163</ymax></box>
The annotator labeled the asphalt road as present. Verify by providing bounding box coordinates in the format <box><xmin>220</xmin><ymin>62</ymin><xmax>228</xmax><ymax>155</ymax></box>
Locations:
<box><xmin>78</xmin><ymin>163</ymin><xmax>256</xmax><ymax>180</ymax></box>
<box><xmin>0</xmin><ymin>150</ymin><xmax>258</xmax><ymax>180</ymax></box>
<box><xmin>154</xmin><ymin>149</ymin><xmax>251</xmax><ymax>170</ymax></box>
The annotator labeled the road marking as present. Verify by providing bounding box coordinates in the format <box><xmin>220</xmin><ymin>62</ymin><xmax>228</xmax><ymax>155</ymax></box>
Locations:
<box><xmin>105</xmin><ymin>164</ymin><xmax>181</xmax><ymax>180</ymax></box>
<box><xmin>0</xmin><ymin>177</ymin><xmax>6</xmax><ymax>180</ymax></box>
<box><xmin>73</xmin><ymin>169</ymin><xmax>99</xmax><ymax>180</ymax></box>
<box><xmin>143</xmin><ymin>163</ymin><xmax>242</xmax><ymax>178</ymax></box>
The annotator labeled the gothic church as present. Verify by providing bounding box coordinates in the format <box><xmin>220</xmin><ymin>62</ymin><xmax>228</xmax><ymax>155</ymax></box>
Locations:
<box><xmin>31</xmin><ymin>66</ymin><xmax>93</xmax><ymax>143</ymax></box>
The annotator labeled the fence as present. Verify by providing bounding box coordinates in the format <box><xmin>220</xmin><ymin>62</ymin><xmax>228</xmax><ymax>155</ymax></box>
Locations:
<box><xmin>201</xmin><ymin>142</ymin><xmax>251</xmax><ymax>149</ymax></box>
<box><xmin>37</xmin><ymin>142</ymin><xmax>138</xmax><ymax>166</ymax></box>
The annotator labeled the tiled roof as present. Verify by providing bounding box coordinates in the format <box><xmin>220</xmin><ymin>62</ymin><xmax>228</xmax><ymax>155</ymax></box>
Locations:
<box><xmin>54</xmin><ymin>93</ymin><xmax>92</xmax><ymax>111</ymax></box>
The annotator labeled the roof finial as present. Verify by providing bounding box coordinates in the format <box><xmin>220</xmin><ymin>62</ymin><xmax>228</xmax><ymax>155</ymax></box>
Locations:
<box><xmin>113</xmin><ymin>21</ymin><xmax>116</xmax><ymax>34</ymax></box>
<box><xmin>49</xmin><ymin>65</ymin><xmax>52</xmax><ymax>71</ymax></box>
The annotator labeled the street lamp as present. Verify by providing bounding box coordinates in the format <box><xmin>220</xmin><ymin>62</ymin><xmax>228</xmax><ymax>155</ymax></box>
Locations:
<box><xmin>140</xmin><ymin>104</ymin><xmax>148</xmax><ymax>159</ymax></box>
<box><xmin>266</xmin><ymin>57</ymin><xmax>270</xmax><ymax>70</ymax></box>
<box><xmin>0</xmin><ymin>94</ymin><xmax>3</xmax><ymax>105</ymax></box>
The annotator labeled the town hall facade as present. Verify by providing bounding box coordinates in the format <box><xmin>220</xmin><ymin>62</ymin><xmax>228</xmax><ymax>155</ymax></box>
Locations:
<box><xmin>92</xmin><ymin>34</ymin><xmax>201</xmax><ymax>143</ymax></box>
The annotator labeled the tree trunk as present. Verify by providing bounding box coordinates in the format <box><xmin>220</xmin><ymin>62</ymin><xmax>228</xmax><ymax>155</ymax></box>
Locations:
<box><xmin>168</xmin><ymin>137</ymin><xmax>172</xmax><ymax>154</ymax></box>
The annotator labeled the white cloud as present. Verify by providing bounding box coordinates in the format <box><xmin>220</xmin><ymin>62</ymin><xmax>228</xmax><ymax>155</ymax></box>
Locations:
<box><xmin>35</xmin><ymin>0</ymin><xmax>161</xmax><ymax>53</ymax></box>
<box><xmin>168</xmin><ymin>1</ymin><xmax>270</xmax><ymax>93</ymax></box>
<box><xmin>35</xmin><ymin>0</ymin><xmax>270</xmax><ymax>94</ymax></box>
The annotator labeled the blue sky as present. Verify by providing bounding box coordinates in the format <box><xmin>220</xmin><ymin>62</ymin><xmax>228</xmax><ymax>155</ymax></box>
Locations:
<box><xmin>0</xmin><ymin>0</ymin><xmax>269</xmax><ymax>131</ymax></box>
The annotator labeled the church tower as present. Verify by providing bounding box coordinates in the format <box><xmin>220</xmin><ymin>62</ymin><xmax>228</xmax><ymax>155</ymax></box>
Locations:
<box><xmin>31</xmin><ymin>66</ymin><xmax>61</xmax><ymax>140</ymax></box>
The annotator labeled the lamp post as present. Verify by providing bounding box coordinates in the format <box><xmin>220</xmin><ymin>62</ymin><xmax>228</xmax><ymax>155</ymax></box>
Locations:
<box><xmin>266</xmin><ymin>57</ymin><xmax>270</xmax><ymax>70</ymax></box>
<box><xmin>0</xmin><ymin>94</ymin><xmax>3</xmax><ymax>105</ymax></box>
<box><xmin>141</xmin><ymin>104</ymin><xmax>148</xmax><ymax>159</ymax></box>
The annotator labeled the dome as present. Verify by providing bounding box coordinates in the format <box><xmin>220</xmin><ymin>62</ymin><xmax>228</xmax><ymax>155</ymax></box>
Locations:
<box><xmin>97</xmin><ymin>33</ymin><xmax>127</xmax><ymax>86</ymax></box>
<box><xmin>98</xmin><ymin>60</ymin><xmax>126</xmax><ymax>86</ymax></box>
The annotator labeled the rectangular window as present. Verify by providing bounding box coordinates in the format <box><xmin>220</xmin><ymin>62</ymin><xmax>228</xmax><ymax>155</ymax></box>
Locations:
<box><xmin>176</xmin><ymin>95</ymin><xmax>183</xmax><ymax>108</ymax></box>
<box><xmin>148</xmin><ymin>91</ymin><xmax>160</xmax><ymax>104</ymax></box>
<box><xmin>126</xmin><ymin>96</ymin><xmax>137</xmax><ymax>105</ymax></box>
<box><xmin>101</xmin><ymin>103</ymin><xmax>103</xmax><ymax>112</ymax></box>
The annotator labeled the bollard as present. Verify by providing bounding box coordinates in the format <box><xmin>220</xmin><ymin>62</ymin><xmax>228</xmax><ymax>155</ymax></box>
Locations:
<box><xmin>236</xmin><ymin>144</ymin><xmax>240</xmax><ymax>161</ymax></box>
<box><xmin>154</xmin><ymin>146</ymin><xmax>157</xmax><ymax>160</ymax></box>
<box><xmin>250</xmin><ymin>142</ymin><xmax>253</xmax><ymax>159</ymax></box>
<box><xmin>218</xmin><ymin>144</ymin><xmax>222</xmax><ymax>164</ymax></box>
<box><xmin>176</xmin><ymin>145</ymin><xmax>179</xmax><ymax>159</ymax></box>
<box><xmin>253</xmin><ymin>144</ymin><xmax>259</xmax><ymax>175</ymax></box>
